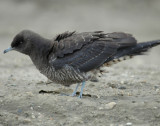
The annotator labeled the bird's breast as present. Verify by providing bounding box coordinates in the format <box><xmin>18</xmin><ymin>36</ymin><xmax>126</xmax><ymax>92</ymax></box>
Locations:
<box><xmin>39</xmin><ymin>65</ymin><xmax>87</xmax><ymax>86</ymax></box>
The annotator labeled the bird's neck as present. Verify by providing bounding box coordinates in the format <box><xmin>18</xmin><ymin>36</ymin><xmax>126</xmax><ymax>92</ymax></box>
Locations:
<box><xmin>29</xmin><ymin>38</ymin><xmax>54</xmax><ymax>69</ymax></box>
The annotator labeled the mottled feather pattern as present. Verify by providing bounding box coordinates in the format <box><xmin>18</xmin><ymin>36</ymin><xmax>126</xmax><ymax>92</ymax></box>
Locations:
<box><xmin>39</xmin><ymin>65</ymin><xmax>86</xmax><ymax>86</ymax></box>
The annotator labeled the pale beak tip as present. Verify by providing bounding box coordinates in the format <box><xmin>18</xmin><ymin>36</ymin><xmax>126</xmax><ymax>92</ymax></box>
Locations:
<box><xmin>3</xmin><ymin>47</ymin><xmax>13</xmax><ymax>54</ymax></box>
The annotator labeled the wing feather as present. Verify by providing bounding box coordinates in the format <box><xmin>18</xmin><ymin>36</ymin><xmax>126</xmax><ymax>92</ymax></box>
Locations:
<box><xmin>48</xmin><ymin>31</ymin><xmax>137</xmax><ymax>72</ymax></box>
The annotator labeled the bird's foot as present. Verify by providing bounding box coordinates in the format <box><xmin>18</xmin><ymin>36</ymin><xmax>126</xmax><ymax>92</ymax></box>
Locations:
<box><xmin>70</xmin><ymin>83</ymin><xmax>80</xmax><ymax>97</ymax></box>
<box><xmin>78</xmin><ymin>94</ymin><xmax>83</xmax><ymax>98</ymax></box>
<box><xmin>70</xmin><ymin>92</ymin><xmax>77</xmax><ymax>96</ymax></box>
<box><xmin>69</xmin><ymin>82</ymin><xmax>86</xmax><ymax>98</ymax></box>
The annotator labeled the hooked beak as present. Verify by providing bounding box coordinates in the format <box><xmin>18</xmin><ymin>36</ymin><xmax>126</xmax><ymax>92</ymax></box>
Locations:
<box><xmin>3</xmin><ymin>47</ymin><xmax>14</xmax><ymax>54</ymax></box>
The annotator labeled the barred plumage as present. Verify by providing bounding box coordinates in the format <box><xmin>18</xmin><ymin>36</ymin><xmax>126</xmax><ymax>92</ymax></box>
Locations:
<box><xmin>4</xmin><ymin>30</ymin><xmax>160</xmax><ymax>98</ymax></box>
<box><xmin>39</xmin><ymin>65</ymin><xmax>86</xmax><ymax>86</ymax></box>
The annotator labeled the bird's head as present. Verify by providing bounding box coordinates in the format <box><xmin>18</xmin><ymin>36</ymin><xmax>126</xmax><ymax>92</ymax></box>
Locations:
<box><xmin>4</xmin><ymin>30</ymin><xmax>45</xmax><ymax>55</ymax></box>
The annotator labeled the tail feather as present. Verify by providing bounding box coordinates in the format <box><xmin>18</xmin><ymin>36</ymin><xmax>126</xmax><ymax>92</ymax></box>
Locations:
<box><xmin>105</xmin><ymin>40</ymin><xmax>160</xmax><ymax>64</ymax></box>
<box><xmin>114</xmin><ymin>40</ymin><xmax>160</xmax><ymax>58</ymax></box>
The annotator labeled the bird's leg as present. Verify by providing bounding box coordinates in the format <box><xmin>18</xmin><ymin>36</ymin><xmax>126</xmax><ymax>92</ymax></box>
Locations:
<box><xmin>78</xmin><ymin>81</ymin><xmax>86</xmax><ymax>98</ymax></box>
<box><xmin>71</xmin><ymin>83</ymin><xmax>80</xmax><ymax>96</ymax></box>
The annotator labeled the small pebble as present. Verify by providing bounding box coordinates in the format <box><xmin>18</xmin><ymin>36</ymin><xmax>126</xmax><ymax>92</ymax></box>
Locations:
<box><xmin>98</xmin><ymin>107</ymin><xmax>103</xmax><ymax>110</ymax></box>
<box><xmin>132</xmin><ymin>101</ymin><xmax>136</xmax><ymax>103</ymax></box>
<box><xmin>17</xmin><ymin>109</ymin><xmax>22</xmax><ymax>113</ymax></box>
<box><xmin>38</xmin><ymin>113</ymin><xmax>43</xmax><ymax>118</ymax></box>
<box><xmin>36</xmin><ymin>81</ymin><xmax>44</xmax><ymax>84</ymax></box>
<box><xmin>31</xmin><ymin>113</ymin><xmax>36</xmax><ymax>118</ymax></box>
<box><xmin>0</xmin><ymin>93</ymin><xmax>5</xmax><ymax>97</ymax></box>
<box><xmin>105</xmin><ymin>102</ymin><xmax>116</xmax><ymax>110</ymax></box>
<box><xmin>154</xmin><ymin>86</ymin><xmax>159</xmax><ymax>89</ymax></box>
<box><xmin>108</xmin><ymin>83</ymin><xmax>117</xmax><ymax>88</ymax></box>
<box><xmin>126</xmin><ymin>122</ymin><xmax>132</xmax><ymax>126</ymax></box>
<box><xmin>75</xmin><ymin>102</ymin><xmax>79</xmax><ymax>106</ymax></box>
<box><xmin>118</xmin><ymin>86</ymin><xmax>126</xmax><ymax>90</ymax></box>
<box><xmin>10</xmin><ymin>84</ymin><xmax>17</xmax><ymax>86</ymax></box>
<box><xmin>140</xmin><ymin>80</ymin><xmax>146</xmax><ymax>83</ymax></box>
<box><xmin>23</xmin><ymin>118</ymin><xmax>31</xmax><ymax>124</ymax></box>
<box><xmin>120</xmin><ymin>81</ymin><xmax>124</xmax><ymax>84</ymax></box>
<box><xmin>26</xmin><ymin>92</ymin><xmax>34</xmax><ymax>97</ymax></box>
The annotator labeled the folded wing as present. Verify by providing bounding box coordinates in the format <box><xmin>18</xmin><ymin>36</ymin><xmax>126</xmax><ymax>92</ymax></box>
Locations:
<box><xmin>49</xmin><ymin>31</ymin><xmax>137</xmax><ymax>72</ymax></box>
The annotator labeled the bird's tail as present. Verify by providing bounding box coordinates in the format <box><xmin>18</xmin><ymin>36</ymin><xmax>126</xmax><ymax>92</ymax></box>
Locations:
<box><xmin>104</xmin><ymin>40</ymin><xmax>160</xmax><ymax>66</ymax></box>
<box><xmin>115</xmin><ymin>40</ymin><xmax>160</xmax><ymax>58</ymax></box>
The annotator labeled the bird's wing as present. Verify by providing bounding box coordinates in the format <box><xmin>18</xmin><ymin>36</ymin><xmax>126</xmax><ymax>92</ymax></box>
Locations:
<box><xmin>49</xmin><ymin>32</ymin><xmax>137</xmax><ymax>72</ymax></box>
<box><xmin>106</xmin><ymin>32</ymin><xmax>137</xmax><ymax>48</ymax></box>
<box><xmin>53</xmin><ymin>31</ymin><xmax>110</xmax><ymax>58</ymax></box>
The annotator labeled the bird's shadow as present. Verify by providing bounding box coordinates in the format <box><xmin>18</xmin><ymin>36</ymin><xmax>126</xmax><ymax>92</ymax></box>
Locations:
<box><xmin>39</xmin><ymin>90</ymin><xmax>98</xmax><ymax>98</ymax></box>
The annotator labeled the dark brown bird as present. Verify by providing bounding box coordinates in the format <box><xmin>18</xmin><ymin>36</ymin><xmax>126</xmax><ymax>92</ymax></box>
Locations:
<box><xmin>4</xmin><ymin>30</ymin><xmax>160</xmax><ymax>98</ymax></box>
